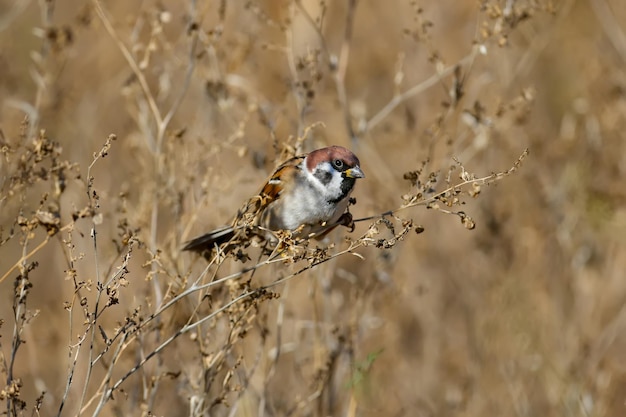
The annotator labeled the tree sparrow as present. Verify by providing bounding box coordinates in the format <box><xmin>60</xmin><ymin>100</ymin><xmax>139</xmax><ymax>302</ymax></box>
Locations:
<box><xmin>183</xmin><ymin>145</ymin><xmax>365</xmax><ymax>254</ymax></box>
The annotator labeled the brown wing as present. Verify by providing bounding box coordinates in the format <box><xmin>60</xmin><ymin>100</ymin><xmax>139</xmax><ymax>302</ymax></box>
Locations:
<box><xmin>258</xmin><ymin>155</ymin><xmax>303</xmax><ymax>204</ymax></box>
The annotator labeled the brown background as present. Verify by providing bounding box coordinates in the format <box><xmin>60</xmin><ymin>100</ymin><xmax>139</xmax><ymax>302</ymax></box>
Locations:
<box><xmin>1</xmin><ymin>0</ymin><xmax>625</xmax><ymax>416</ymax></box>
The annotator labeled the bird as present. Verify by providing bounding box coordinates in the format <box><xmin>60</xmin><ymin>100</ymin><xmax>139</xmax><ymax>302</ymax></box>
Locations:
<box><xmin>183</xmin><ymin>145</ymin><xmax>365</xmax><ymax>255</ymax></box>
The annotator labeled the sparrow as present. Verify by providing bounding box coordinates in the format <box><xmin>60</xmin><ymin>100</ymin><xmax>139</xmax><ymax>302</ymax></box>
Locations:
<box><xmin>183</xmin><ymin>145</ymin><xmax>365</xmax><ymax>254</ymax></box>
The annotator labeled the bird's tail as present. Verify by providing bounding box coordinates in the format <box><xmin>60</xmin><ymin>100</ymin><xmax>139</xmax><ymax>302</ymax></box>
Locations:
<box><xmin>182</xmin><ymin>226</ymin><xmax>235</xmax><ymax>253</ymax></box>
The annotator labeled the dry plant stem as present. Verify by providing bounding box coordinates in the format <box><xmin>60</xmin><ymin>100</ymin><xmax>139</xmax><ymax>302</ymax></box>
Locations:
<box><xmin>293</xmin><ymin>0</ymin><xmax>358</xmax><ymax>142</ymax></box>
<box><xmin>94</xmin><ymin>231</ymin><xmax>368</xmax><ymax>415</ymax></box>
<box><xmin>57</xmin><ymin>323</ymin><xmax>83</xmax><ymax>417</ymax></box>
<box><xmin>92</xmin><ymin>0</ymin><xmax>163</xmax><ymax>134</ymax></box>
<box><xmin>57</xmin><ymin>230</ymin><xmax>91</xmax><ymax>416</ymax></box>
<box><xmin>0</xmin><ymin>0</ymin><xmax>61</xmax><ymax>286</ymax></box>
<box><xmin>76</xmin><ymin>228</ymin><xmax>102</xmax><ymax>417</ymax></box>
<box><xmin>103</xmin><ymin>252</ymin><xmax>339</xmax><ymax>396</ymax></box>
<box><xmin>74</xmin><ymin>153</ymin><xmax>107</xmax><ymax>417</ymax></box>
<box><xmin>294</xmin><ymin>0</ymin><xmax>471</xmax><ymax>142</ymax></box>
<box><xmin>364</xmin><ymin>48</ymin><xmax>479</xmax><ymax>133</ymax></box>
<box><xmin>285</xmin><ymin>18</ymin><xmax>307</xmax><ymax>136</ymax></box>
<box><xmin>334</xmin><ymin>0</ymin><xmax>359</xmax><ymax>142</ymax></box>
<box><xmin>107</xmin><ymin>288</ymin><xmax>256</xmax><ymax>395</ymax></box>
<box><xmin>0</xmin><ymin>233</ymin><xmax>54</xmax><ymax>284</ymax></box>
<box><xmin>226</xmin><ymin>339</ymin><xmax>265</xmax><ymax>417</ymax></box>
<box><xmin>77</xmin><ymin>307</ymin><xmax>132</xmax><ymax>414</ymax></box>
<box><xmin>500</xmin><ymin>364</ymin><xmax>529</xmax><ymax>417</ymax></box>
<box><xmin>293</xmin><ymin>0</ymin><xmax>331</xmax><ymax>59</ymax></box>
<box><xmin>7</xmin><ymin>244</ymin><xmax>29</xmax><ymax>415</ymax></box>
<box><xmin>311</xmin><ymin>266</ymin><xmax>326</xmax><ymax>414</ymax></box>
<box><xmin>55</xmin><ymin>140</ymin><xmax>121</xmax><ymax>416</ymax></box>
<box><xmin>354</xmin><ymin>148</ymin><xmax>529</xmax><ymax>224</ymax></box>
<box><xmin>152</xmin><ymin>1</ymin><xmax>198</xmax><ymax>295</ymax></box>
<box><xmin>94</xmin><ymin>0</ymin><xmax>198</xmax><ymax>309</ymax></box>
<box><xmin>508</xmin><ymin>0</ymin><xmax>575</xmax><ymax>87</ymax></box>
<box><xmin>590</xmin><ymin>0</ymin><xmax>626</xmax><ymax>62</ymax></box>
<box><xmin>346</xmin><ymin>392</ymin><xmax>357</xmax><ymax>417</ymax></box>
<box><xmin>57</xmin><ymin>231</ymin><xmax>98</xmax><ymax>417</ymax></box>
<box><xmin>75</xmin><ymin>253</ymin><xmax>135</xmax><ymax>414</ymax></box>
<box><xmin>257</xmin><ymin>282</ymin><xmax>288</xmax><ymax>417</ymax></box>
<box><xmin>92</xmin><ymin>0</ymin><xmax>163</xmax><ymax>305</ymax></box>
<box><xmin>90</xmin><ymin>333</ymin><xmax>130</xmax><ymax>417</ymax></box>
<box><xmin>86</xmin><ymin>260</ymin><xmax>221</xmax><ymax>370</ymax></box>
<box><xmin>3</xmin><ymin>101</ymin><xmax>38</xmax><ymax>141</ymax></box>
<box><xmin>0</xmin><ymin>0</ymin><xmax>31</xmax><ymax>31</ymax></box>
<box><xmin>25</xmin><ymin>0</ymin><xmax>55</xmax><ymax>138</ymax></box>
<box><xmin>60</xmin><ymin>268</ymin><xmax>125</xmax><ymax>416</ymax></box>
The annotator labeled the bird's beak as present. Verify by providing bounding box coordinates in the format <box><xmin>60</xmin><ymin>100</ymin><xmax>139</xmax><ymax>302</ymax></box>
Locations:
<box><xmin>345</xmin><ymin>166</ymin><xmax>365</xmax><ymax>179</ymax></box>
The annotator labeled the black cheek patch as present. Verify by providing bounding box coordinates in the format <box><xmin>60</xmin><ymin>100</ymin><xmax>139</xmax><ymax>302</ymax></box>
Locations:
<box><xmin>314</xmin><ymin>169</ymin><xmax>333</xmax><ymax>186</ymax></box>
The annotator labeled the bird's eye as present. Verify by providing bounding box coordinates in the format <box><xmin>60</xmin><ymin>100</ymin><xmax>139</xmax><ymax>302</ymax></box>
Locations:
<box><xmin>333</xmin><ymin>159</ymin><xmax>344</xmax><ymax>169</ymax></box>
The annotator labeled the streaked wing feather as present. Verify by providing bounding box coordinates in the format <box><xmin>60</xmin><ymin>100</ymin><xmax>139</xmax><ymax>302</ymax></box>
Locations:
<box><xmin>259</xmin><ymin>155</ymin><xmax>303</xmax><ymax>204</ymax></box>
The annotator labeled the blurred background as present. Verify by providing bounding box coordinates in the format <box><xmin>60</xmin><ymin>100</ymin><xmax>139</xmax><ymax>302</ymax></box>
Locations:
<box><xmin>1</xmin><ymin>0</ymin><xmax>626</xmax><ymax>416</ymax></box>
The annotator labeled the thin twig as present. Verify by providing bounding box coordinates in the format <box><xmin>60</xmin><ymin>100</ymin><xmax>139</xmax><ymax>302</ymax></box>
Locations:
<box><xmin>352</xmin><ymin>148</ymin><xmax>529</xmax><ymax>223</ymax></box>
<box><xmin>90</xmin><ymin>332</ymin><xmax>130</xmax><ymax>417</ymax></box>
<box><xmin>285</xmin><ymin>10</ymin><xmax>307</xmax><ymax>137</ymax></box>
<box><xmin>590</xmin><ymin>0</ymin><xmax>626</xmax><ymax>64</ymax></box>
<box><xmin>92</xmin><ymin>0</ymin><xmax>163</xmax><ymax>132</ymax></box>
<box><xmin>333</xmin><ymin>0</ymin><xmax>359</xmax><ymax>142</ymax></box>
<box><xmin>364</xmin><ymin>49</ymin><xmax>479</xmax><ymax>133</ymax></box>
<box><xmin>0</xmin><ymin>239</ymin><xmax>43</xmax><ymax>285</ymax></box>
<box><xmin>74</xmin><ymin>139</ymin><xmax>111</xmax><ymax>416</ymax></box>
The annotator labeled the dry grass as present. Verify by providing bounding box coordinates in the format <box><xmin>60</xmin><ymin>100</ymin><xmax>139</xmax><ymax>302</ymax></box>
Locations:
<box><xmin>1</xmin><ymin>0</ymin><xmax>626</xmax><ymax>416</ymax></box>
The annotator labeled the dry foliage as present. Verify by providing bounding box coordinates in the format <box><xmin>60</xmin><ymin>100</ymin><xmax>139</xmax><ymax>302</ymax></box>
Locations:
<box><xmin>1</xmin><ymin>0</ymin><xmax>625</xmax><ymax>416</ymax></box>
